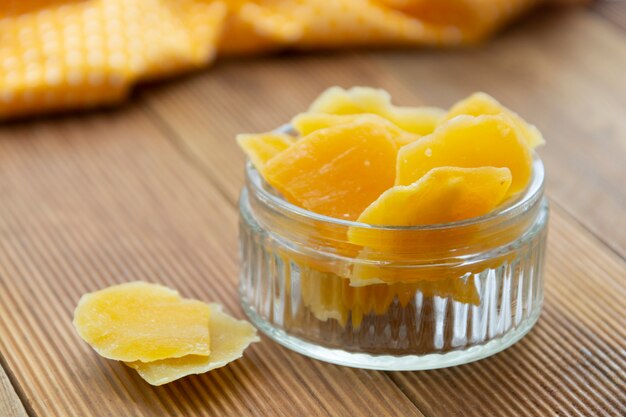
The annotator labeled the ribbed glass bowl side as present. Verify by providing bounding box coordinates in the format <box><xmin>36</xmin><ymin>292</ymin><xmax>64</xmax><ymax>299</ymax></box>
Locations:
<box><xmin>238</xmin><ymin>186</ymin><xmax>549</xmax><ymax>369</ymax></box>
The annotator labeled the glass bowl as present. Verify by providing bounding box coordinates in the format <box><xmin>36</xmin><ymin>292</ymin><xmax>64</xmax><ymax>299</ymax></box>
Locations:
<box><xmin>238</xmin><ymin>140</ymin><xmax>548</xmax><ymax>370</ymax></box>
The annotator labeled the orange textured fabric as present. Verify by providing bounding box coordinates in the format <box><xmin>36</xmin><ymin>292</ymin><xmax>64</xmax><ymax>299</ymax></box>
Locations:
<box><xmin>1</xmin><ymin>0</ymin><xmax>548</xmax><ymax>118</ymax></box>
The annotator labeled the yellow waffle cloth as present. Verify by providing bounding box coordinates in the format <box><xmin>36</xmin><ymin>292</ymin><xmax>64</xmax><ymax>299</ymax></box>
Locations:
<box><xmin>1</xmin><ymin>0</ymin><xmax>549</xmax><ymax>119</ymax></box>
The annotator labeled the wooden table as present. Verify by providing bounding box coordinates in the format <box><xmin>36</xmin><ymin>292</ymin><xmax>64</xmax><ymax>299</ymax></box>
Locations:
<box><xmin>1</xmin><ymin>5</ymin><xmax>625</xmax><ymax>417</ymax></box>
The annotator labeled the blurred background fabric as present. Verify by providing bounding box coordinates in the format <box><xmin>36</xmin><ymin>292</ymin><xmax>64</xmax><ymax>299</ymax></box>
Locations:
<box><xmin>1</xmin><ymin>0</ymin><xmax>580</xmax><ymax>119</ymax></box>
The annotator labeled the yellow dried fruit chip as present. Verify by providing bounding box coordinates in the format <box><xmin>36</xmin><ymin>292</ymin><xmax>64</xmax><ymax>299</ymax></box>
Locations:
<box><xmin>309</xmin><ymin>86</ymin><xmax>445</xmax><ymax>135</ymax></box>
<box><xmin>263</xmin><ymin>118</ymin><xmax>398</xmax><ymax>220</ymax></box>
<box><xmin>291</xmin><ymin>113</ymin><xmax>420</xmax><ymax>146</ymax></box>
<box><xmin>396</xmin><ymin>115</ymin><xmax>532</xmax><ymax>196</ymax></box>
<box><xmin>356</xmin><ymin>166</ymin><xmax>512</xmax><ymax>228</ymax></box>
<box><xmin>73</xmin><ymin>282</ymin><xmax>211</xmax><ymax>362</ymax></box>
<box><xmin>300</xmin><ymin>266</ymin><xmax>479</xmax><ymax>328</ymax></box>
<box><xmin>126</xmin><ymin>304</ymin><xmax>259</xmax><ymax>386</ymax></box>
<box><xmin>386</xmin><ymin>105</ymin><xmax>446</xmax><ymax>136</ymax></box>
<box><xmin>348</xmin><ymin>166</ymin><xmax>512</xmax><ymax>252</ymax></box>
<box><xmin>237</xmin><ymin>132</ymin><xmax>296</xmax><ymax>170</ymax></box>
<box><xmin>292</xmin><ymin>113</ymin><xmax>362</xmax><ymax>136</ymax></box>
<box><xmin>445</xmin><ymin>92</ymin><xmax>545</xmax><ymax>148</ymax></box>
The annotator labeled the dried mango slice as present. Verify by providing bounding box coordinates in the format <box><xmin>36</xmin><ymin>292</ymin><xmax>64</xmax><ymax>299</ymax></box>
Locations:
<box><xmin>237</xmin><ymin>132</ymin><xmax>295</xmax><ymax>170</ymax></box>
<box><xmin>309</xmin><ymin>86</ymin><xmax>445</xmax><ymax>135</ymax></box>
<box><xmin>292</xmin><ymin>113</ymin><xmax>361</xmax><ymax>136</ymax></box>
<box><xmin>354</xmin><ymin>166</ymin><xmax>511</xmax><ymax>229</ymax></box>
<box><xmin>300</xmin><ymin>267</ymin><xmax>479</xmax><ymax>328</ymax></box>
<box><xmin>349</xmin><ymin>166</ymin><xmax>511</xmax><ymax>250</ymax></box>
<box><xmin>396</xmin><ymin>115</ymin><xmax>532</xmax><ymax>195</ymax></box>
<box><xmin>263</xmin><ymin>119</ymin><xmax>398</xmax><ymax>220</ymax></box>
<box><xmin>126</xmin><ymin>304</ymin><xmax>259</xmax><ymax>386</ymax></box>
<box><xmin>291</xmin><ymin>113</ymin><xmax>420</xmax><ymax>146</ymax></box>
<box><xmin>73</xmin><ymin>282</ymin><xmax>210</xmax><ymax>362</ymax></box>
<box><xmin>445</xmin><ymin>92</ymin><xmax>545</xmax><ymax>148</ymax></box>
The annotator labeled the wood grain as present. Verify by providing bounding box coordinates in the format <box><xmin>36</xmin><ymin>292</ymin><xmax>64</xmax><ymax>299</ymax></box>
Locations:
<box><xmin>0</xmin><ymin>5</ymin><xmax>625</xmax><ymax>417</ymax></box>
<box><xmin>0</xmin><ymin>362</ymin><xmax>28</xmax><ymax>417</ymax></box>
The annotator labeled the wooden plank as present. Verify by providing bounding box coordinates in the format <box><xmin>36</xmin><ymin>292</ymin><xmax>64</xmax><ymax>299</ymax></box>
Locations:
<box><xmin>0</xmin><ymin>362</ymin><xmax>29</xmax><ymax>417</ymax></box>
<box><xmin>0</xmin><ymin>108</ymin><xmax>423</xmax><ymax>417</ymax></box>
<box><xmin>142</xmin><ymin>8</ymin><xmax>626</xmax><ymax>257</ymax></box>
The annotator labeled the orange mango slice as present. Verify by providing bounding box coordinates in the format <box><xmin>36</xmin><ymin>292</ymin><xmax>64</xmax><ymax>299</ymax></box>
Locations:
<box><xmin>348</xmin><ymin>167</ymin><xmax>511</xmax><ymax>250</ymax></box>
<box><xmin>357</xmin><ymin>167</ymin><xmax>511</xmax><ymax>228</ymax></box>
<box><xmin>126</xmin><ymin>304</ymin><xmax>259</xmax><ymax>386</ymax></box>
<box><xmin>73</xmin><ymin>282</ymin><xmax>210</xmax><ymax>362</ymax></box>
<box><xmin>309</xmin><ymin>86</ymin><xmax>445</xmax><ymax>135</ymax></box>
<box><xmin>396</xmin><ymin>115</ymin><xmax>532</xmax><ymax>195</ymax></box>
<box><xmin>263</xmin><ymin>119</ymin><xmax>398</xmax><ymax>220</ymax></box>
<box><xmin>445</xmin><ymin>92</ymin><xmax>545</xmax><ymax>148</ymax></box>
<box><xmin>291</xmin><ymin>113</ymin><xmax>420</xmax><ymax>147</ymax></box>
<box><xmin>236</xmin><ymin>132</ymin><xmax>295</xmax><ymax>170</ymax></box>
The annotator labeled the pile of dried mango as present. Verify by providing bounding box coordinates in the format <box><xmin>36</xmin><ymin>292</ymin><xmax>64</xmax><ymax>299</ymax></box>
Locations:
<box><xmin>239</xmin><ymin>87</ymin><xmax>543</xmax><ymax>226</ymax></box>
<box><xmin>73</xmin><ymin>282</ymin><xmax>258</xmax><ymax>385</ymax></box>
<box><xmin>238</xmin><ymin>87</ymin><xmax>544</xmax><ymax>327</ymax></box>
